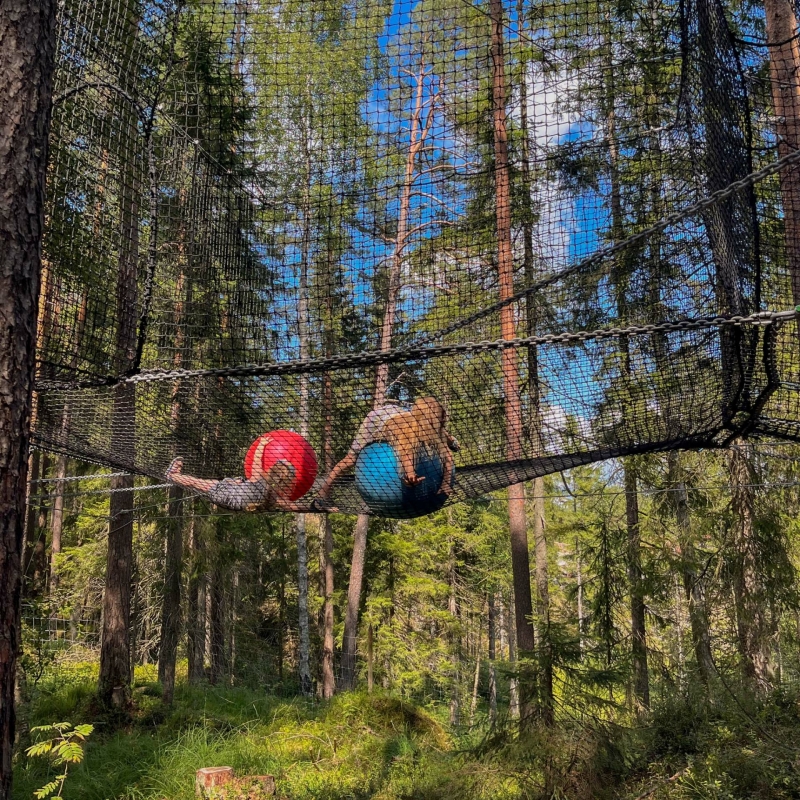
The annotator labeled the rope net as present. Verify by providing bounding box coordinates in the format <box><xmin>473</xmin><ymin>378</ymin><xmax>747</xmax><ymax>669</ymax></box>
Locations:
<box><xmin>33</xmin><ymin>0</ymin><xmax>800</xmax><ymax>516</ymax></box>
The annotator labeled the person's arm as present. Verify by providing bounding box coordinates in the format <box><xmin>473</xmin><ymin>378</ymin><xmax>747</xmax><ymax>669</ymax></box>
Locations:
<box><xmin>248</xmin><ymin>436</ymin><xmax>270</xmax><ymax>483</ymax></box>
<box><xmin>166</xmin><ymin>458</ymin><xmax>218</xmax><ymax>494</ymax></box>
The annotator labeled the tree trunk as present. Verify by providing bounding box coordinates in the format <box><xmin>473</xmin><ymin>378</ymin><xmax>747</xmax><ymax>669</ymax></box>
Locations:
<box><xmin>295</xmin><ymin>137</ymin><xmax>312</xmax><ymax>698</ymax></box>
<box><xmin>341</xmin><ymin>514</ymin><xmax>368</xmax><ymax>690</ymax></box>
<box><xmin>48</xmin><ymin>453</ymin><xmax>67</xmax><ymax>604</ymax></box>
<box><xmin>764</xmin><ymin>0</ymin><xmax>800</xmax><ymax>307</ymax></box>
<box><xmin>209</xmin><ymin>521</ymin><xmax>226</xmax><ymax>685</ymax></box>
<box><xmin>321</xmin><ymin>516</ymin><xmax>335</xmax><ymax>698</ymax></box>
<box><xmin>448</xmin><ymin>541</ymin><xmax>460</xmax><ymax>726</ymax></box>
<box><xmin>98</xmin><ymin>6</ymin><xmax>141</xmax><ymax>704</ymax></box>
<box><xmin>24</xmin><ymin>452</ymin><xmax>49</xmax><ymax>599</ymax></box>
<box><xmin>158</xmin><ymin>485</ymin><xmax>183</xmax><ymax>703</ymax></box>
<box><xmin>470</xmin><ymin>619</ymin><xmax>481</xmax><ymax>724</ymax></box>
<box><xmin>625</xmin><ymin>461</ymin><xmax>650</xmax><ymax>712</ymax></box>
<box><xmin>489</xmin><ymin>0</ymin><xmax>536</xmax><ymax>727</ymax></box>
<box><xmin>340</xmin><ymin>58</ymin><xmax>437</xmax><ymax>691</ymax></box>
<box><xmin>532</xmin><ymin>488</ymin><xmax>553</xmax><ymax>722</ymax></box>
<box><xmin>0</xmin><ymin>2</ymin><xmax>56</xmax><ymax>793</ymax></box>
<box><xmin>667</xmin><ymin>451</ymin><xmax>715</xmax><ymax>685</ymax></box>
<box><xmin>187</xmin><ymin>514</ymin><xmax>206</xmax><ymax>683</ymax></box>
<box><xmin>729</xmin><ymin>440</ymin><xmax>773</xmax><ymax>695</ymax></box>
<box><xmin>488</xmin><ymin>593</ymin><xmax>497</xmax><ymax>723</ymax></box>
<box><xmin>367</xmin><ymin>623</ymin><xmax>374</xmax><ymax>693</ymax></box>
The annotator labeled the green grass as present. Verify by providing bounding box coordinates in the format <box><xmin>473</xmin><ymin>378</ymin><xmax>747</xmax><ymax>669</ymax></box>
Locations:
<box><xmin>13</xmin><ymin>663</ymin><xmax>518</xmax><ymax>800</ymax></box>
<box><xmin>14</xmin><ymin>663</ymin><xmax>800</xmax><ymax>800</ymax></box>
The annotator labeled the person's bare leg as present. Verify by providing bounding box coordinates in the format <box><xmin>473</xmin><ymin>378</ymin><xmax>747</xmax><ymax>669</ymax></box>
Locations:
<box><xmin>317</xmin><ymin>450</ymin><xmax>357</xmax><ymax>500</ymax></box>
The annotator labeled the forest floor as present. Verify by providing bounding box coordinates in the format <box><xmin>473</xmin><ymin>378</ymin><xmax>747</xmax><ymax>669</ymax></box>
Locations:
<box><xmin>12</xmin><ymin>661</ymin><xmax>800</xmax><ymax>800</ymax></box>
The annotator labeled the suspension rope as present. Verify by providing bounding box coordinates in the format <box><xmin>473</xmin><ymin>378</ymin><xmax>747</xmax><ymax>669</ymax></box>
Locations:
<box><xmin>35</xmin><ymin>308</ymin><xmax>798</xmax><ymax>391</ymax></box>
<box><xmin>29</xmin><ymin>471</ymin><xmax>131</xmax><ymax>484</ymax></box>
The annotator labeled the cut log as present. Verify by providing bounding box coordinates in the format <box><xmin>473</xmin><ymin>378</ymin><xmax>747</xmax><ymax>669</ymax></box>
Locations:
<box><xmin>196</xmin><ymin>767</ymin><xmax>234</xmax><ymax>797</ymax></box>
<box><xmin>195</xmin><ymin>768</ymin><xmax>276</xmax><ymax>799</ymax></box>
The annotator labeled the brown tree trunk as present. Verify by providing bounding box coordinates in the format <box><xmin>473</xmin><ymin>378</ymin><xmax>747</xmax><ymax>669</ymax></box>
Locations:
<box><xmin>0</xmin><ymin>2</ymin><xmax>56</xmax><ymax>793</ymax></box>
<box><xmin>667</xmin><ymin>451</ymin><xmax>715</xmax><ymax>685</ymax></box>
<box><xmin>209</xmin><ymin>520</ymin><xmax>226</xmax><ymax>685</ymax></box>
<box><xmin>532</xmin><ymin>490</ymin><xmax>553</xmax><ymax>723</ymax></box>
<box><xmin>490</xmin><ymin>0</ymin><xmax>536</xmax><ymax>725</ymax></box>
<box><xmin>158</xmin><ymin>484</ymin><xmax>183</xmax><ymax>703</ymax></box>
<box><xmin>625</xmin><ymin>461</ymin><xmax>650</xmax><ymax>712</ymax></box>
<box><xmin>448</xmin><ymin>540</ymin><xmax>460</xmax><ymax>726</ymax></box>
<box><xmin>729</xmin><ymin>440</ymin><xmax>774</xmax><ymax>695</ymax></box>
<box><xmin>48</xmin><ymin>453</ymin><xmax>67</xmax><ymax>604</ymax></box>
<box><xmin>295</xmin><ymin>137</ymin><xmax>313</xmax><ymax>697</ymax></box>
<box><xmin>340</xmin><ymin>514</ymin><xmax>368</xmax><ymax>690</ymax></box>
<box><xmin>186</xmin><ymin>514</ymin><xmax>206</xmax><ymax>683</ymax></box>
<box><xmin>764</xmin><ymin>0</ymin><xmax>800</xmax><ymax>306</ymax></box>
<box><xmin>340</xmin><ymin>57</ymin><xmax>439</xmax><ymax>691</ymax></box>
<box><xmin>98</xmin><ymin>8</ymin><xmax>140</xmax><ymax>704</ymax></box>
<box><xmin>488</xmin><ymin>593</ymin><xmax>497</xmax><ymax>723</ymax></box>
<box><xmin>24</xmin><ymin>452</ymin><xmax>50</xmax><ymax>599</ymax></box>
<box><xmin>321</xmin><ymin>514</ymin><xmax>335</xmax><ymax>698</ymax></box>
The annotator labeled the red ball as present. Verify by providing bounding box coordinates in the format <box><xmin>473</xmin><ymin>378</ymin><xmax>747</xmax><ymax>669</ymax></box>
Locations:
<box><xmin>243</xmin><ymin>430</ymin><xmax>318</xmax><ymax>501</ymax></box>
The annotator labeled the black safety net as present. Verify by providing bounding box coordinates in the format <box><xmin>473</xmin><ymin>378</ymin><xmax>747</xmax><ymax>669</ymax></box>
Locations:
<box><xmin>32</xmin><ymin>0</ymin><xmax>800</xmax><ymax>516</ymax></box>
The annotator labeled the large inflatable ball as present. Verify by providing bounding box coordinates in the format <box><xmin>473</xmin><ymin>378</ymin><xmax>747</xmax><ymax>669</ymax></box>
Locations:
<box><xmin>244</xmin><ymin>430</ymin><xmax>318</xmax><ymax>501</ymax></box>
<box><xmin>355</xmin><ymin>441</ymin><xmax>454</xmax><ymax>518</ymax></box>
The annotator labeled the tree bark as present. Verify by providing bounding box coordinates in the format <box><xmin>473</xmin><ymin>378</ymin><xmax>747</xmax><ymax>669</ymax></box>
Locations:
<box><xmin>295</xmin><ymin>134</ymin><xmax>312</xmax><ymax>698</ymax></box>
<box><xmin>0</xmin><ymin>1</ymin><xmax>57</xmax><ymax>793</ymax></box>
<box><xmin>187</xmin><ymin>514</ymin><xmax>206</xmax><ymax>683</ymax></box>
<box><xmin>341</xmin><ymin>514</ymin><xmax>368</xmax><ymax>690</ymax></box>
<box><xmin>488</xmin><ymin>593</ymin><xmax>497</xmax><ymax>723</ymax></box>
<box><xmin>158</xmin><ymin>484</ymin><xmax>183</xmax><ymax>703</ymax></box>
<box><xmin>490</xmin><ymin>0</ymin><xmax>536</xmax><ymax>725</ymax></box>
<box><xmin>340</xmin><ymin>56</ymin><xmax>438</xmax><ymax>691</ymax></box>
<box><xmin>48</xmin><ymin>453</ymin><xmax>67</xmax><ymax>604</ymax></box>
<box><xmin>532</xmin><ymin>489</ymin><xmax>554</xmax><ymax>722</ymax></box>
<box><xmin>209</xmin><ymin>520</ymin><xmax>226</xmax><ymax>685</ymax></box>
<box><xmin>667</xmin><ymin>451</ymin><xmax>715</xmax><ymax>685</ymax></box>
<box><xmin>98</xmin><ymin>5</ymin><xmax>141</xmax><ymax>705</ymax></box>
<box><xmin>24</xmin><ymin>452</ymin><xmax>49</xmax><ymax>599</ymax></box>
<box><xmin>625</xmin><ymin>461</ymin><xmax>650</xmax><ymax>712</ymax></box>
<box><xmin>764</xmin><ymin>0</ymin><xmax>800</xmax><ymax>307</ymax></box>
<box><xmin>729</xmin><ymin>440</ymin><xmax>774</xmax><ymax>695</ymax></box>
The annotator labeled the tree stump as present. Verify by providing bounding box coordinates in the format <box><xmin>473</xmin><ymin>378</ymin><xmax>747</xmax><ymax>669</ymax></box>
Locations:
<box><xmin>195</xmin><ymin>768</ymin><xmax>276</xmax><ymax>798</ymax></box>
<box><xmin>196</xmin><ymin>767</ymin><xmax>234</xmax><ymax>797</ymax></box>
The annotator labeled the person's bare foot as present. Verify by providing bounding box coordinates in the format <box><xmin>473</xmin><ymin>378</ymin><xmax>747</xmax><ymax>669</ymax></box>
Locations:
<box><xmin>165</xmin><ymin>457</ymin><xmax>183</xmax><ymax>480</ymax></box>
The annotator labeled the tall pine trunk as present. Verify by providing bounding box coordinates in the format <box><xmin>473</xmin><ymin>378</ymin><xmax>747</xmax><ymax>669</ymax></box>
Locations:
<box><xmin>729</xmin><ymin>441</ymin><xmax>774</xmax><ymax>694</ymax></box>
<box><xmin>764</xmin><ymin>0</ymin><xmax>800</xmax><ymax>307</ymax></box>
<box><xmin>340</xmin><ymin>57</ymin><xmax>435</xmax><ymax>691</ymax></box>
<box><xmin>667</xmin><ymin>451</ymin><xmax>715</xmax><ymax>685</ymax></box>
<box><xmin>187</xmin><ymin>514</ymin><xmax>206</xmax><ymax>683</ymax></box>
<box><xmin>0</xmin><ymin>2</ymin><xmax>57</xmax><ymax>793</ymax></box>
<box><xmin>625</xmin><ymin>462</ymin><xmax>649</xmax><ymax>711</ymax></box>
<box><xmin>98</xmin><ymin>4</ymin><xmax>141</xmax><ymax>706</ymax></box>
<box><xmin>489</xmin><ymin>0</ymin><xmax>536</xmax><ymax>725</ymax></box>
<box><xmin>295</xmin><ymin>139</ymin><xmax>313</xmax><ymax>696</ymax></box>
<box><xmin>158</xmin><ymin>484</ymin><xmax>182</xmax><ymax>703</ymax></box>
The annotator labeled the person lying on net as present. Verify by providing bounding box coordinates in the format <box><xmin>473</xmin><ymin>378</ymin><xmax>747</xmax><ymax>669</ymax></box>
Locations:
<box><xmin>312</xmin><ymin>396</ymin><xmax>460</xmax><ymax>512</ymax></box>
<box><xmin>165</xmin><ymin>436</ymin><xmax>308</xmax><ymax>512</ymax></box>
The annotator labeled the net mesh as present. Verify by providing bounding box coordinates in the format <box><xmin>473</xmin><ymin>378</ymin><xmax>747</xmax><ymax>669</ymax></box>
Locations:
<box><xmin>32</xmin><ymin>0</ymin><xmax>800</xmax><ymax>516</ymax></box>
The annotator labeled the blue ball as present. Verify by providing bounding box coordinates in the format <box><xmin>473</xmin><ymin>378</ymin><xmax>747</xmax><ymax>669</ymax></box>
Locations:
<box><xmin>355</xmin><ymin>441</ymin><xmax>453</xmax><ymax>519</ymax></box>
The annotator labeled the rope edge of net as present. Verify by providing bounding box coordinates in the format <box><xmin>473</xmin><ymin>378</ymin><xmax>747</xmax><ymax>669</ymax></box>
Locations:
<box><xmin>35</xmin><ymin>308</ymin><xmax>798</xmax><ymax>392</ymax></box>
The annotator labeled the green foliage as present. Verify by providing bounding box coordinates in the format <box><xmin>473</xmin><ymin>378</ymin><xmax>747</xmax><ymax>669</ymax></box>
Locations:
<box><xmin>25</xmin><ymin>722</ymin><xmax>94</xmax><ymax>799</ymax></box>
